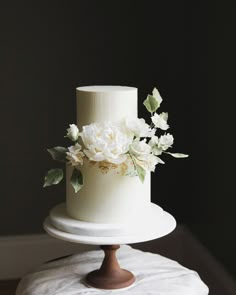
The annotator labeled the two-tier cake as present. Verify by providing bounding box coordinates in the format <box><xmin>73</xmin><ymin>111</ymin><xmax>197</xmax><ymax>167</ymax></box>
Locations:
<box><xmin>44</xmin><ymin>85</ymin><xmax>187</xmax><ymax>237</ymax></box>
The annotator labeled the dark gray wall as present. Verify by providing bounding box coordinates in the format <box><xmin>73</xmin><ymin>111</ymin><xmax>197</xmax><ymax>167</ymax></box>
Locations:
<box><xmin>0</xmin><ymin>1</ymin><xmax>234</xmax><ymax>278</ymax></box>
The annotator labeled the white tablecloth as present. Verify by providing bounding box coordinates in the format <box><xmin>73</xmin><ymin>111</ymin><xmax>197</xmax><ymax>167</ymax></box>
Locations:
<box><xmin>16</xmin><ymin>245</ymin><xmax>209</xmax><ymax>295</ymax></box>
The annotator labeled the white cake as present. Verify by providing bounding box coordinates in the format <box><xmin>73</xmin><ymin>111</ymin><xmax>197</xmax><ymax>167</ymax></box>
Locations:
<box><xmin>66</xmin><ymin>86</ymin><xmax>151</xmax><ymax>224</ymax></box>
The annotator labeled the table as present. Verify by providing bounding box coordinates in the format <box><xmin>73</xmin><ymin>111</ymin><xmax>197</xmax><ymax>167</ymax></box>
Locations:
<box><xmin>16</xmin><ymin>245</ymin><xmax>209</xmax><ymax>295</ymax></box>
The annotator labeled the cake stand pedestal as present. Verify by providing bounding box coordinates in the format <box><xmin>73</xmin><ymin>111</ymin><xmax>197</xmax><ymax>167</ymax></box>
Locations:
<box><xmin>44</xmin><ymin>202</ymin><xmax>176</xmax><ymax>290</ymax></box>
<box><xmin>86</xmin><ymin>244</ymin><xmax>135</xmax><ymax>289</ymax></box>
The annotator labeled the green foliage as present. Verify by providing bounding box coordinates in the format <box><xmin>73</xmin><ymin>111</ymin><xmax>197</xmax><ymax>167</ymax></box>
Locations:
<box><xmin>135</xmin><ymin>163</ymin><xmax>146</xmax><ymax>183</ymax></box>
<box><xmin>143</xmin><ymin>94</ymin><xmax>160</xmax><ymax>113</ymax></box>
<box><xmin>47</xmin><ymin>147</ymin><xmax>67</xmax><ymax>162</ymax></box>
<box><xmin>43</xmin><ymin>168</ymin><xmax>63</xmax><ymax>187</ymax></box>
<box><xmin>166</xmin><ymin>152</ymin><xmax>189</xmax><ymax>158</ymax></box>
<box><xmin>70</xmin><ymin>168</ymin><xmax>83</xmax><ymax>193</ymax></box>
<box><xmin>143</xmin><ymin>87</ymin><xmax>163</xmax><ymax>113</ymax></box>
<box><xmin>129</xmin><ymin>153</ymin><xmax>146</xmax><ymax>183</ymax></box>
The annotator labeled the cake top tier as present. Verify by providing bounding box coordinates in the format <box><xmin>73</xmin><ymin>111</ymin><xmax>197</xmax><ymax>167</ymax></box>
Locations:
<box><xmin>76</xmin><ymin>85</ymin><xmax>138</xmax><ymax>127</ymax></box>
<box><xmin>77</xmin><ymin>85</ymin><xmax>136</xmax><ymax>93</ymax></box>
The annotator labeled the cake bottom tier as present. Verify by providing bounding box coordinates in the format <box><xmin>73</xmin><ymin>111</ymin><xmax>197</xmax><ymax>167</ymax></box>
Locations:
<box><xmin>66</xmin><ymin>164</ymin><xmax>151</xmax><ymax>224</ymax></box>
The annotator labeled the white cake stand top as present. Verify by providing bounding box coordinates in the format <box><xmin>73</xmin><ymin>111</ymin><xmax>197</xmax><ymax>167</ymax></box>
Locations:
<box><xmin>44</xmin><ymin>203</ymin><xmax>176</xmax><ymax>245</ymax></box>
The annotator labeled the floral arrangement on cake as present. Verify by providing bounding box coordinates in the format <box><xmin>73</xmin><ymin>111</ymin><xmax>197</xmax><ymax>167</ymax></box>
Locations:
<box><xmin>44</xmin><ymin>88</ymin><xmax>188</xmax><ymax>193</ymax></box>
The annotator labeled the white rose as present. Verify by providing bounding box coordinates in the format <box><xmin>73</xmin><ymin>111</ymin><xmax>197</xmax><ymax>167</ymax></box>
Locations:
<box><xmin>66</xmin><ymin>143</ymin><xmax>84</xmax><ymax>166</ymax></box>
<box><xmin>137</xmin><ymin>154</ymin><xmax>164</xmax><ymax>172</ymax></box>
<box><xmin>151</xmin><ymin>112</ymin><xmax>169</xmax><ymax>130</ymax></box>
<box><xmin>124</xmin><ymin>118</ymin><xmax>155</xmax><ymax>138</ymax></box>
<box><xmin>129</xmin><ymin>139</ymin><xmax>165</xmax><ymax>172</ymax></box>
<box><xmin>81</xmin><ymin>121</ymin><xmax>133</xmax><ymax>164</ymax></box>
<box><xmin>130</xmin><ymin>139</ymin><xmax>152</xmax><ymax>158</ymax></box>
<box><xmin>159</xmin><ymin>133</ymin><xmax>174</xmax><ymax>150</ymax></box>
<box><xmin>66</xmin><ymin>124</ymin><xmax>79</xmax><ymax>141</ymax></box>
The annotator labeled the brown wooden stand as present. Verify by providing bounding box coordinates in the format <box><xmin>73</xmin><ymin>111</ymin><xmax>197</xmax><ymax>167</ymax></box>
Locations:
<box><xmin>85</xmin><ymin>245</ymin><xmax>135</xmax><ymax>289</ymax></box>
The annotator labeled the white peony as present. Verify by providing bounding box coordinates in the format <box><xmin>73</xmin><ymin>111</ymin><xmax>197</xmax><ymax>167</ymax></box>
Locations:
<box><xmin>66</xmin><ymin>124</ymin><xmax>79</xmax><ymax>141</ymax></box>
<box><xmin>151</xmin><ymin>112</ymin><xmax>169</xmax><ymax>130</ymax></box>
<box><xmin>159</xmin><ymin>133</ymin><xmax>174</xmax><ymax>150</ymax></box>
<box><xmin>66</xmin><ymin>143</ymin><xmax>84</xmax><ymax>166</ymax></box>
<box><xmin>81</xmin><ymin>121</ymin><xmax>133</xmax><ymax>164</ymax></box>
<box><xmin>124</xmin><ymin>118</ymin><xmax>155</xmax><ymax>138</ymax></box>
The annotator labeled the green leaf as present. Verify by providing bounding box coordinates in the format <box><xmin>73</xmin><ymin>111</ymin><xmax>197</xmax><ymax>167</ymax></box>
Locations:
<box><xmin>136</xmin><ymin>164</ymin><xmax>146</xmax><ymax>183</ymax></box>
<box><xmin>129</xmin><ymin>153</ymin><xmax>146</xmax><ymax>183</ymax></box>
<box><xmin>143</xmin><ymin>95</ymin><xmax>160</xmax><ymax>113</ymax></box>
<box><xmin>47</xmin><ymin>147</ymin><xmax>67</xmax><ymax>162</ymax></box>
<box><xmin>166</xmin><ymin>152</ymin><xmax>189</xmax><ymax>158</ymax></box>
<box><xmin>152</xmin><ymin>87</ymin><xmax>163</xmax><ymax>105</ymax></box>
<box><xmin>43</xmin><ymin>168</ymin><xmax>63</xmax><ymax>187</ymax></box>
<box><xmin>70</xmin><ymin>168</ymin><xmax>83</xmax><ymax>193</ymax></box>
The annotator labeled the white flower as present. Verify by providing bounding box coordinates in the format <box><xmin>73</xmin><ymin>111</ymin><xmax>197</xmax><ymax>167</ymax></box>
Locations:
<box><xmin>124</xmin><ymin>118</ymin><xmax>155</xmax><ymax>138</ymax></box>
<box><xmin>66</xmin><ymin>143</ymin><xmax>84</xmax><ymax>166</ymax></box>
<box><xmin>159</xmin><ymin>133</ymin><xmax>174</xmax><ymax>150</ymax></box>
<box><xmin>151</xmin><ymin>112</ymin><xmax>169</xmax><ymax>130</ymax></box>
<box><xmin>137</xmin><ymin>154</ymin><xmax>164</xmax><ymax>172</ymax></box>
<box><xmin>130</xmin><ymin>139</ymin><xmax>152</xmax><ymax>158</ymax></box>
<box><xmin>149</xmin><ymin>136</ymin><xmax>159</xmax><ymax>147</ymax></box>
<box><xmin>149</xmin><ymin>134</ymin><xmax>174</xmax><ymax>154</ymax></box>
<box><xmin>66</xmin><ymin>124</ymin><xmax>79</xmax><ymax>141</ymax></box>
<box><xmin>130</xmin><ymin>139</ymin><xmax>163</xmax><ymax>172</ymax></box>
<box><xmin>149</xmin><ymin>136</ymin><xmax>162</xmax><ymax>156</ymax></box>
<box><xmin>81</xmin><ymin>121</ymin><xmax>133</xmax><ymax>164</ymax></box>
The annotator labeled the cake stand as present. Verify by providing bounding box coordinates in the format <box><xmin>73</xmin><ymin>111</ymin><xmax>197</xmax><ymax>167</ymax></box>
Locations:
<box><xmin>44</xmin><ymin>202</ymin><xmax>176</xmax><ymax>290</ymax></box>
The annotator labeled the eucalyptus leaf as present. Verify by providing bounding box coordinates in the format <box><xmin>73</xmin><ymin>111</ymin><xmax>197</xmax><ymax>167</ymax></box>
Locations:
<box><xmin>47</xmin><ymin>146</ymin><xmax>67</xmax><ymax>162</ymax></box>
<box><xmin>143</xmin><ymin>94</ymin><xmax>160</xmax><ymax>113</ymax></box>
<box><xmin>43</xmin><ymin>168</ymin><xmax>63</xmax><ymax>187</ymax></box>
<box><xmin>167</xmin><ymin>152</ymin><xmax>189</xmax><ymax>158</ymax></box>
<box><xmin>136</xmin><ymin>163</ymin><xmax>146</xmax><ymax>183</ymax></box>
<box><xmin>70</xmin><ymin>168</ymin><xmax>83</xmax><ymax>193</ymax></box>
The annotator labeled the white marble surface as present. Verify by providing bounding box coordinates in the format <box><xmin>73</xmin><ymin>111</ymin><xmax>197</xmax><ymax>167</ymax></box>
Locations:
<box><xmin>44</xmin><ymin>202</ymin><xmax>176</xmax><ymax>245</ymax></box>
<box><xmin>16</xmin><ymin>245</ymin><xmax>209</xmax><ymax>295</ymax></box>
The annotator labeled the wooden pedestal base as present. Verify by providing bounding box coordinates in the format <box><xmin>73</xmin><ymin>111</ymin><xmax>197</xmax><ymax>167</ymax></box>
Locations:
<box><xmin>85</xmin><ymin>245</ymin><xmax>135</xmax><ymax>290</ymax></box>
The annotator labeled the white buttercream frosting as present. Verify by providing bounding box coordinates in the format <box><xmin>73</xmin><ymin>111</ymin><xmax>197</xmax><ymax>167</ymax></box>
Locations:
<box><xmin>76</xmin><ymin>86</ymin><xmax>137</xmax><ymax>127</ymax></box>
<box><xmin>66</xmin><ymin>86</ymin><xmax>151</xmax><ymax>223</ymax></box>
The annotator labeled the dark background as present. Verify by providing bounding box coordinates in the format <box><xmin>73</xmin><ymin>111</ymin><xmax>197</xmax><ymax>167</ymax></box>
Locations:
<box><xmin>0</xmin><ymin>0</ymin><xmax>234</xmax><ymax>280</ymax></box>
